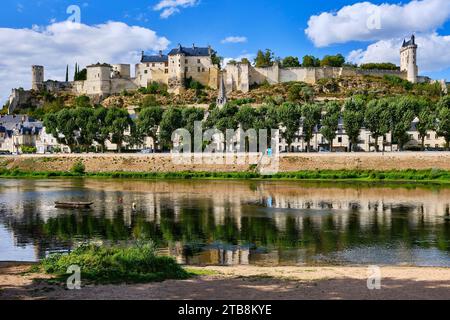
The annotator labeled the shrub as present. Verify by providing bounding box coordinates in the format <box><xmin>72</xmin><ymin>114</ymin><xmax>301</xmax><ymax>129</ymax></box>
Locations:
<box><xmin>20</xmin><ymin>146</ymin><xmax>37</xmax><ymax>154</ymax></box>
<box><xmin>71</xmin><ymin>160</ymin><xmax>85</xmax><ymax>174</ymax></box>
<box><xmin>39</xmin><ymin>243</ymin><xmax>189</xmax><ymax>284</ymax></box>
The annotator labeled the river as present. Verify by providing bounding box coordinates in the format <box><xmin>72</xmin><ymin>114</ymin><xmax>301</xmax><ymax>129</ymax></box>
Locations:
<box><xmin>0</xmin><ymin>178</ymin><xmax>449</xmax><ymax>267</ymax></box>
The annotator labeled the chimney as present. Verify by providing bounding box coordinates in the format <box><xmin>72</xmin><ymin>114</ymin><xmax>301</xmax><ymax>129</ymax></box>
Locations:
<box><xmin>208</xmin><ymin>45</ymin><xmax>212</xmax><ymax>55</ymax></box>
<box><xmin>159</xmin><ymin>50</ymin><xmax>163</xmax><ymax>57</ymax></box>
<box><xmin>192</xmin><ymin>43</ymin><xmax>195</xmax><ymax>49</ymax></box>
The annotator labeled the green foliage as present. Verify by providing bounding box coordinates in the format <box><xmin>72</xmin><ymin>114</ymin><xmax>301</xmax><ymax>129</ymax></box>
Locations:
<box><xmin>288</xmin><ymin>83</ymin><xmax>314</xmax><ymax>102</ymax></box>
<box><xmin>320</xmin><ymin>101</ymin><xmax>341</xmax><ymax>150</ymax></box>
<box><xmin>302</xmin><ymin>55</ymin><xmax>320</xmax><ymax>67</ymax></box>
<box><xmin>278</xmin><ymin>102</ymin><xmax>302</xmax><ymax>148</ymax></box>
<box><xmin>39</xmin><ymin>243</ymin><xmax>189</xmax><ymax>284</ymax></box>
<box><xmin>343</xmin><ymin>96</ymin><xmax>365</xmax><ymax>151</ymax></box>
<box><xmin>302</xmin><ymin>103</ymin><xmax>322</xmax><ymax>151</ymax></box>
<box><xmin>437</xmin><ymin>95</ymin><xmax>450</xmax><ymax>149</ymax></box>
<box><xmin>71</xmin><ymin>160</ymin><xmax>85</xmax><ymax>174</ymax></box>
<box><xmin>20</xmin><ymin>146</ymin><xmax>37</xmax><ymax>154</ymax></box>
<box><xmin>364</xmin><ymin>99</ymin><xmax>391</xmax><ymax>151</ymax></box>
<box><xmin>383</xmin><ymin>75</ymin><xmax>413</xmax><ymax>90</ymax></box>
<box><xmin>360</xmin><ymin>63</ymin><xmax>399</xmax><ymax>70</ymax></box>
<box><xmin>159</xmin><ymin>107</ymin><xmax>183</xmax><ymax>150</ymax></box>
<box><xmin>254</xmin><ymin>49</ymin><xmax>275</xmax><ymax>68</ymax></box>
<box><xmin>320</xmin><ymin>54</ymin><xmax>345</xmax><ymax>67</ymax></box>
<box><xmin>281</xmin><ymin>56</ymin><xmax>301</xmax><ymax>68</ymax></box>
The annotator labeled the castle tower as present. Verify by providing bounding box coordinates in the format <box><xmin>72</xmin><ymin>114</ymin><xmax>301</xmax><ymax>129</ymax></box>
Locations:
<box><xmin>31</xmin><ymin>65</ymin><xmax>44</xmax><ymax>90</ymax></box>
<box><xmin>400</xmin><ymin>35</ymin><xmax>418</xmax><ymax>83</ymax></box>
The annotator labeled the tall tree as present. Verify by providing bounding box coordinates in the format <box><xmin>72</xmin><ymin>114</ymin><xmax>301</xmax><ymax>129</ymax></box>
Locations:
<box><xmin>437</xmin><ymin>95</ymin><xmax>450</xmax><ymax>150</ymax></box>
<box><xmin>105</xmin><ymin>107</ymin><xmax>132</xmax><ymax>153</ymax></box>
<box><xmin>65</xmin><ymin>65</ymin><xmax>69</xmax><ymax>82</ymax></box>
<box><xmin>159</xmin><ymin>107</ymin><xmax>183</xmax><ymax>150</ymax></box>
<box><xmin>136</xmin><ymin>106</ymin><xmax>164</xmax><ymax>151</ymax></box>
<box><xmin>254</xmin><ymin>49</ymin><xmax>275</xmax><ymax>68</ymax></box>
<box><xmin>302</xmin><ymin>55</ymin><xmax>320</xmax><ymax>67</ymax></box>
<box><xmin>281</xmin><ymin>56</ymin><xmax>301</xmax><ymax>68</ymax></box>
<box><xmin>364</xmin><ymin>99</ymin><xmax>391</xmax><ymax>152</ymax></box>
<box><xmin>416</xmin><ymin>101</ymin><xmax>436</xmax><ymax>150</ymax></box>
<box><xmin>320</xmin><ymin>54</ymin><xmax>345</xmax><ymax>67</ymax></box>
<box><xmin>390</xmin><ymin>96</ymin><xmax>417</xmax><ymax>151</ymax></box>
<box><xmin>320</xmin><ymin>101</ymin><xmax>341</xmax><ymax>151</ymax></box>
<box><xmin>302</xmin><ymin>103</ymin><xmax>322</xmax><ymax>152</ymax></box>
<box><xmin>343</xmin><ymin>96</ymin><xmax>365</xmax><ymax>152</ymax></box>
<box><xmin>277</xmin><ymin>102</ymin><xmax>302</xmax><ymax>152</ymax></box>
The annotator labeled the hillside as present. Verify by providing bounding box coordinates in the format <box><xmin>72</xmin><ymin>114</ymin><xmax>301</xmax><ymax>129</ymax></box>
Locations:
<box><xmin>4</xmin><ymin>74</ymin><xmax>446</xmax><ymax>119</ymax></box>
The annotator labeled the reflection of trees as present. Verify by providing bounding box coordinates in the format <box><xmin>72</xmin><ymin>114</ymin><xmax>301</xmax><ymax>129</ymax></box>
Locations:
<box><xmin>1</xmin><ymin>201</ymin><xmax>450</xmax><ymax>258</ymax></box>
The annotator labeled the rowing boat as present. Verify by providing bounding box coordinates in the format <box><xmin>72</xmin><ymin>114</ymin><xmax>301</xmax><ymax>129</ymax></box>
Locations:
<box><xmin>55</xmin><ymin>201</ymin><xmax>94</xmax><ymax>209</ymax></box>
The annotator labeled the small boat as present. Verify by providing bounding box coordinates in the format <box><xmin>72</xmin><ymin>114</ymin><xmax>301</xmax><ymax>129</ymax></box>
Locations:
<box><xmin>55</xmin><ymin>201</ymin><xmax>94</xmax><ymax>209</ymax></box>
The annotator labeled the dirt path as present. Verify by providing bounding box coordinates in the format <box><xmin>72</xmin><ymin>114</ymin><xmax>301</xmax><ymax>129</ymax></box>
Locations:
<box><xmin>1</xmin><ymin>263</ymin><xmax>450</xmax><ymax>300</ymax></box>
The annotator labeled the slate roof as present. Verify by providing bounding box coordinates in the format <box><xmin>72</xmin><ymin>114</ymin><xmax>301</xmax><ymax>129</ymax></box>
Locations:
<box><xmin>141</xmin><ymin>54</ymin><xmax>168</xmax><ymax>63</ymax></box>
<box><xmin>167</xmin><ymin>45</ymin><xmax>211</xmax><ymax>57</ymax></box>
<box><xmin>402</xmin><ymin>35</ymin><xmax>416</xmax><ymax>48</ymax></box>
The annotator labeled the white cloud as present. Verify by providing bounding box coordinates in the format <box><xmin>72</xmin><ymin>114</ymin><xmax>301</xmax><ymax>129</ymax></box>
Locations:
<box><xmin>305</xmin><ymin>0</ymin><xmax>450</xmax><ymax>47</ymax></box>
<box><xmin>0</xmin><ymin>21</ymin><xmax>170</xmax><ymax>104</ymax></box>
<box><xmin>153</xmin><ymin>0</ymin><xmax>199</xmax><ymax>19</ymax></box>
<box><xmin>347</xmin><ymin>33</ymin><xmax>450</xmax><ymax>73</ymax></box>
<box><xmin>221</xmin><ymin>36</ymin><xmax>247</xmax><ymax>44</ymax></box>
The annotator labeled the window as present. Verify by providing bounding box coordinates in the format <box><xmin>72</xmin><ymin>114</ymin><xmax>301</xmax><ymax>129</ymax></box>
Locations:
<box><xmin>144</xmin><ymin>70</ymin><xmax>148</xmax><ymax>74</ymax></box>
<box><xmin>202</xmin><ymin>68</ymin><xmax>205</xmax><ymax>72</ymax></box>
<box><xmin>197</xmin><ymin>59</ymin><xmax>201</xmax><ymax>64</ymax></box>
<box><xmin>146</xmin><ymin>63</ymin><xmax>149</xmax><ymax>67</ymax></box>
<box><xmin>185</xmin><ymin>59</ymin><xmax>188</xmax><ymax>64</ymax></box>
<box><xmin>152</xmin><ymin>63</ymin><xmax>155</xmax><ymax>67</ymax></box>
<box><xmin>198</xmin><ymin>67</ymin><xmax>201</xmax><ymax>72</ymax></box>
<box><xmin>165</xmin><ymin>69</ymin><xmax>168</xmax><ymax>74</ymax></box>
<box><xmin>185</xmin><ymin>67</ymin><xmax>189</xmax><ymax>72</ymax></box>
<box><xmin>338</xmin><ymin>137</ymin><xmax>342</xmax><ymax>143</ymax></box>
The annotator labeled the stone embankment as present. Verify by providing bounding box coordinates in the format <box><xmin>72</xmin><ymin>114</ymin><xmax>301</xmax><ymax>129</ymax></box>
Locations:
<box><xmin>1</xmin><ymin>152</ymin><xmax>449</xmax><ymax>173</ymax></box>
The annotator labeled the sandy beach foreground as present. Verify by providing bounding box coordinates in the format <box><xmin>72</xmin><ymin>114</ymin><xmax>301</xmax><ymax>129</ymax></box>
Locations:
<box><xmin>1</xmin><ymin>263</ymin><xmax>449</xmax><ymax>300</ymax></box>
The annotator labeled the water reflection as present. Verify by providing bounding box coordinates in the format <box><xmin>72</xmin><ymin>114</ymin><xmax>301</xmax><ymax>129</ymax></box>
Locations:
<box><xmin>0</xmin><ymin>179</ymin><xmax>449</xmax><ymax>266</ymax></box>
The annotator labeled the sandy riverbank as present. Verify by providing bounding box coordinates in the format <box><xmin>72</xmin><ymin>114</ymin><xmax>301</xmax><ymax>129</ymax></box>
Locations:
<box><xmin>1</xmin><ymin>263</ymin><xmax>450</xmax><ymax>300</ymax></box>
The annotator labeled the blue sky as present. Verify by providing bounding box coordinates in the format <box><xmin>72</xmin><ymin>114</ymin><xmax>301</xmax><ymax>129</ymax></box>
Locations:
<box><xmin>1</xmin><ymin>0</ymin><xmax>450</xmax><ymax>102</ymax></box>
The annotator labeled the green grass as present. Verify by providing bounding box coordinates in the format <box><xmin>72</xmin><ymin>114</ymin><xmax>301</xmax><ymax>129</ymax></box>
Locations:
<box><xmin>1</xmin><ymin>168</ymin><xmax>450</xmax><ymax>184</ymax></box>
<box><xmin>36</xmin><ymin>242</ymin><xmax>189</xmax><ymax>284</ymax></box>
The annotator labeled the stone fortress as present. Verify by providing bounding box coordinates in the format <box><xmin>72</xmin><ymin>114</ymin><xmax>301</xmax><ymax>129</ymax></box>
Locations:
<box><xmin>7</xmin><ymin>36</ymin><xmax>440</xmax><ymax>114</ymax></box>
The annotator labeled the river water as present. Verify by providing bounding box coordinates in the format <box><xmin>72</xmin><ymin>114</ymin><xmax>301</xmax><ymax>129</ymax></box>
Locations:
<box><xmin>0</xmin><ymin>178</ymin><xmax>449</xmax><ymax>267</ymax></box>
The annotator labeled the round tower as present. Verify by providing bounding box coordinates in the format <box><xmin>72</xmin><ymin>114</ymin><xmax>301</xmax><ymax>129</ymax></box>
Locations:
<box><xmin>400</xmin><ymin>35</ymin><xmax>418</xmax><ymax>83</ymax></box>
<box><xmin>32</xmin><ymin>65</ymin><xmax>44</xmax><ymax>90</ymax></box>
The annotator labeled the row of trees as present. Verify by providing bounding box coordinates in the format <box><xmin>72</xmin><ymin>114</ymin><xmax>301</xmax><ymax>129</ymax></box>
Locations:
<box><xmin>43</xmin><ymin>95</ymin><xmax>450</xmax><ymax>153</ymax></box>
<box><xmin>253</xmin><ymin>49</ymin><xmax>347</xmax><ymax>69</ymax></box>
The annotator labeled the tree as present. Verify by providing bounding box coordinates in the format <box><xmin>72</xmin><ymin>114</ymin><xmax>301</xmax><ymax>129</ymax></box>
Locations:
<box><xmin>320</xmin><ymin>54</ymin><xmax>345</xmax><ymax>67</ymax></box>
<box><xmin>364</xmin><ymin>99</ymin><xmax>391</xmax><ymax>152</ymax></box>
<box><xmin>254</xmin><ymin>49</ymin><xmax>275</xmax><ymax>68</ymax></box>
<box><xmin>73</xmin><ymin>107</ymin><xmax>96</xmax><ymax>151</ymax></box>
<box><xmin>91</xmin><ymin>107</ymin><xmax>109</xmax><ymax>152</ymax></box>
<box><xmin>65</xmin><ymin>65</ymin><xmax>69</xmax><ymax>82</ymax></box>
<box><xmin>437</xmin><ymin>96</ymin><xmax>450</xmax><ymax>150</ymax></box>
<box><xmin>105</xmin><ymin>107</ymin><xmax>132</xmax><ymax>153</ymax></box>
<box><xmin>302</xmin><ymin>55</ymin><xmax>320</xmax><ymax>67</ymax></box>
<box><xmin>343</xmin><ymin>97</ymin><xmax>365</xmax><ymax>152</ymax></box>
<box><xmin>253</xmin><ymin>104</ymin><xmax>279</xmax><ymax>147</ymax></box>
<box><xmin>390</xmin><ymin>96</ymin><xmax>417</xmax><ymax>151</ymax></box>
<box><xmin>281</xmin><ymin>56</ymin><xmax>301</xmax><ymax>68</ymax></box>
<box><xmin>302</xmin><ymin>103</ymin><xmax>322</xmax><ymax>152</ymax></box>
<box><xmin>136</xmin><ymin>106</ymin><xmax>164</xmax><ymax>151</ymax></box>
<box><xmin>44</xmin><ymin>108</ymin><xmax>78</xmax><ymax>151</ymax></box>
<box><xmin>159</xmin><ymin>107</ymin><xmax>183</xmax><ymax>150</ymax></box>
<box><xmin>74</xmin><ymin>95</ymin><xmax>92</xmax><ymax>108</ymax></box>
<box><xmin>278</xmin><ymin>102</ymin><xmax>302</xmax><ymax>151</ymax></box>
<box><xmin>416</xmin><ymin>101</ymin><xmax>436</xmax><ymax>150</ymax></box>
<box><xmin>320</xmin><ymin>101</ymin><xmax>341</xmax><ymax>151</ymax></box>
<box><xmin>181</xmin><ymin>107</ymin><xmax>205</xmax><ymax>150</ymax></box>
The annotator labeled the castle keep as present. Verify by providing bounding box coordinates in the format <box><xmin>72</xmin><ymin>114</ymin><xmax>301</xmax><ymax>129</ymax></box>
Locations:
<box><xmin>8</xmin><ymin>36</ymin><xmax>429</xmax><ymax>113</ymax></box>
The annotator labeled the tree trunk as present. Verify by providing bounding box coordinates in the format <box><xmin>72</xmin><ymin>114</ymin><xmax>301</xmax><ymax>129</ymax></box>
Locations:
<box><xmin>374</xmin><ymin>136</ymin><xmax>379</xmax><ymax>152</ymax></box>
<box><xmin>421</xmin><ymin>136</ymin><xmax>425</xmax><ymax>151</ymax></box>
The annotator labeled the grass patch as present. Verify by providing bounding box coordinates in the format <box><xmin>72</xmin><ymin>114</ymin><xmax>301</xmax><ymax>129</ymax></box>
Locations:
<box><xmin>0</xmin><ymin>168</ymin><xmax>450</xmax><ymax>184</ymax></box>
<box><xmin>185</xmin><ymin>268</ymin><xmax>220</xmax><ymax>276</ymax></box>
<box><xmin>36</xmin><ymin>242</ymin><xmax>189</xmax><ymax>284</ymax></box>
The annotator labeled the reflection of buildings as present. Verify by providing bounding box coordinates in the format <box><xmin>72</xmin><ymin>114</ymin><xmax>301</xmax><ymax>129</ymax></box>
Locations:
<box><xmin>1</xmin><ymin>179</ymin><xmax>450</xmax><ymax>263</ymax></box>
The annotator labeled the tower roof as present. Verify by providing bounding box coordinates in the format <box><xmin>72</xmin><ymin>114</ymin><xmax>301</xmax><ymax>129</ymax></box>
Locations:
<box><xmin>168</xmin><ymin>45</ymin><xmax>211</xmax><ymax>57</ymax></box>
<box><xmin>402</xmin><ymin>35</ymin><xmax>416</xmax><ymax>48</ymax></box>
